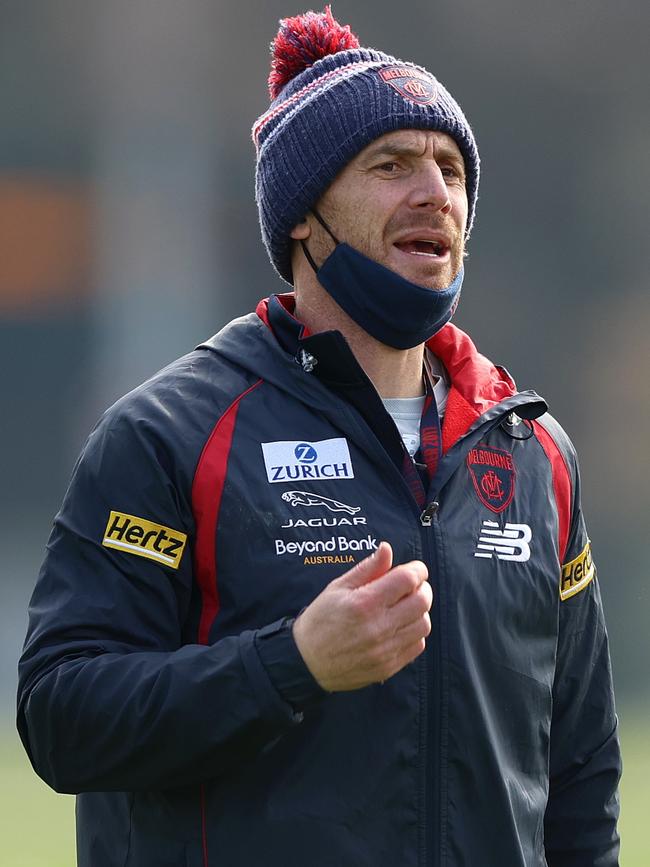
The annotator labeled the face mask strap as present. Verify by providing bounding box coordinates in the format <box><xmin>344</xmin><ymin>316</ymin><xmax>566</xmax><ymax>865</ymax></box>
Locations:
<box><xmin>300</xmin><ymin>240</ymin><xmax>320</xmax><ymax>274</ymax></box>
<box><xmin>311</xmin><ymin>208</ymin><xmax>340</xmax><ymax>245</ymax></box>
<box><xmin>299</xmin><ymin>207</ymin><xmax>341</xmax><ymax>275</ymax></box>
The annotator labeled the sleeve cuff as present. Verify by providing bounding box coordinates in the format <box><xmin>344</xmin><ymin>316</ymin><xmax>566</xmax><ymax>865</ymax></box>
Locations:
<box><xmin>255</xmin><ymin>617</ymin><xmax>327</xmax><ymax>712</ymax></box>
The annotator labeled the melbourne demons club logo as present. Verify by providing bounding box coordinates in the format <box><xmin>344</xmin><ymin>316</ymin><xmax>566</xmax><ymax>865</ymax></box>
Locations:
<box><xmin>466</xmin><ymin>445</ymin><xmax>515</xmax><ymax>513</ymax></box>
<box><xmin>377</xmin><ymin>66</ymin><xmax>438</xmax><ymax>106</ymax></box>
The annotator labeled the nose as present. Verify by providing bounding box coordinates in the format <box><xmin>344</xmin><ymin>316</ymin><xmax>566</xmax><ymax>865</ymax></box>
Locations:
<box><xmin>407</xmin><ymin>161</ymin><xmax>452</xmax><ymax>214</ymax></box>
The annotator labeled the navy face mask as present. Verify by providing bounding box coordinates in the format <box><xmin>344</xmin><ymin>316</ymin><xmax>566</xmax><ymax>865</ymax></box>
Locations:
<box><xmin>301</xmin><ymin>210</ymin><xmax>463</xmax><ymax>350</ymax></box>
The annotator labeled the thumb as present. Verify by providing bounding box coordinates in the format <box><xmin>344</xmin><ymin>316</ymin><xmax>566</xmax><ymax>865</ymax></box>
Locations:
<box><xmin>337</xmin><ymin>541</ymin><xmax>393</xmax><ymax>589</ymax></box>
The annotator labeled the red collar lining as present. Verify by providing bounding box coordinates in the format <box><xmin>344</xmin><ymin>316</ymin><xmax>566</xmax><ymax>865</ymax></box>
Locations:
<box><xmin>256</xmin><ymin>293</ymin><xmax>312</xmax><ymax>338</ymax></box>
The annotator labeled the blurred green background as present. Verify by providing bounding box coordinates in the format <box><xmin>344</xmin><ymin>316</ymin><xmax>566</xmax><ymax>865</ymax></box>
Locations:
<box><xmin>1</xmin><ymin>1</ymin><xmax>648</xmax><ymax>863</ymax></box>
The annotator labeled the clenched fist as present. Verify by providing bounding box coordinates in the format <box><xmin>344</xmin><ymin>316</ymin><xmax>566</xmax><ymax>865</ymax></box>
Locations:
<box><xmin>292</xmin><ymin>541</ymin><xmax>432</xmax><ymax>692</ymax></box>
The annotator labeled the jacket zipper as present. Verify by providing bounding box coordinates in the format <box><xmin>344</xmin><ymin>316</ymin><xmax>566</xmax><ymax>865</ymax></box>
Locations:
<box><xmin>417</xmin><ymin>407</ymin><xmax>529</xmax><ymax>866</ymax></box>
<box><xmin>431</xmin><ymin>502</ymin><xmax>449</xmax><ymax>867</ymax></box>
<box><xmin>419</xmin><ymin>499</ymin><xmax>440</xmax><ymax>867</ymax></box>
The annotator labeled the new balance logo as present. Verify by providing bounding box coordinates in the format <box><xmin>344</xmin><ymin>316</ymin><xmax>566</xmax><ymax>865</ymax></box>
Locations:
<box><xmin>474</xmin><ymin>520</ymin><xmax>532</xmax><ymax>562</ymax></box>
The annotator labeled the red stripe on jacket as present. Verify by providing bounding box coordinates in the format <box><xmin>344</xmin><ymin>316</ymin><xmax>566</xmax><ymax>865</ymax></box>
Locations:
<box><xmin>192</xmin><ymin>379</ymin><xmax>263</xmax><ymax>645</ymax></box>
<box><xmin>532</xmin><ymin>420</ymin><xmax>572</xmax><ymax>564</ymax></box>
<box><xmin>191</xmin><ymin>379</ymin><xmax>263</xmax><ymax>867</ymax></box>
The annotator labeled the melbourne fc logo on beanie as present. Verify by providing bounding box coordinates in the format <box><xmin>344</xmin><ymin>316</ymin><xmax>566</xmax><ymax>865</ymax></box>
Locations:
<box><xmin>378</xmin><ymin>66</ymin><xmax>438</xmax><ymax>106</ymax></box>
<box><xmin>467</xmin><ymin>445</ymin><xmax>515</xmax><ymax>513</ymax></box>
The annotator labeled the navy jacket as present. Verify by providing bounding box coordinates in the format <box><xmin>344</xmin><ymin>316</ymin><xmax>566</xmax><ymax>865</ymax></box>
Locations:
<box><xmin>18</xmin><ymin>295</ymin><xmax>620</xmax><ymax>866</ymax></box>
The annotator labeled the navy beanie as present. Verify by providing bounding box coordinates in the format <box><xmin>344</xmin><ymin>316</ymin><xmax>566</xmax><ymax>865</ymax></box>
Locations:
<box><xmin>253</xmin><ymin>7</ymin><xmax>480</xmax><ymax>284</ymax></box>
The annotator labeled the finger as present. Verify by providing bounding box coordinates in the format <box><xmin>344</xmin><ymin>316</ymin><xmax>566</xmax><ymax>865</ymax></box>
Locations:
<box><xmin>394</xmin><ymin>610</ymin><xmax>432</xmax><ymax>645</ymax></box>
<box><xmin>337</xmin><ymin>541</ymin><xmax>393</xmax><ymax>589</ymax></box>
<box><xmin>368</xmin><ymin>561</ymin><xmax>428</xmax><ymax>607</ymax></box>
<box><xmin>383</xmin><ymin>637</ymin><xmax>428</xmax><ymax>679</ymax></box>
<box><xmin>389</xmin><ymin>585</ymin><xmax>433</xmax><ymax>630</ymax></box>
<box><xmin>387</xmin><ymin>571</ymin><xmax>433</xmax><ymax>612</ymax></box>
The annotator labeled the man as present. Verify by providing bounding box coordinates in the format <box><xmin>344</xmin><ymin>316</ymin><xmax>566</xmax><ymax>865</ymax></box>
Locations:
<box><xmin>18</xmin><ymin>8</ymin><xmax>620</xmax><ymax>866</ymax></box>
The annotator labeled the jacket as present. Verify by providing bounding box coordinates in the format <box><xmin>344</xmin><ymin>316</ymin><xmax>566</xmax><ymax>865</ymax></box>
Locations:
<box><xmin>18</xmin><ymin>294</ymin><xmax>621</xmax><ymax>866</ymax></box>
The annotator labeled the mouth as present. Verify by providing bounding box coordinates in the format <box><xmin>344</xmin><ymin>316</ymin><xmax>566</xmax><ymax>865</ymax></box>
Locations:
<box><xmin>393</xmin><ymin>235</ymin><xmax>451</xmax><ymax>260</ymax></box>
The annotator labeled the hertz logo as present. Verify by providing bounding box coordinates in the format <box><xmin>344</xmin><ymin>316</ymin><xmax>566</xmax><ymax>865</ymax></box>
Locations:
<box><xmin>560</xmin><ymin>541</ymin><xmax>595</xmax><ymax>600</ymax></box>
<box><xmin>102</xmin><ymin>511</ymin><xmax>187</xmax><ymax>570</ymax></box>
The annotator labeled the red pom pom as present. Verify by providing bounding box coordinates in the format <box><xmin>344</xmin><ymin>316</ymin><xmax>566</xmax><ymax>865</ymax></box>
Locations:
<box><xmin>268</xmin><ymin>6</ymin><xmax>361</xmax><ymax>99</ymax></box>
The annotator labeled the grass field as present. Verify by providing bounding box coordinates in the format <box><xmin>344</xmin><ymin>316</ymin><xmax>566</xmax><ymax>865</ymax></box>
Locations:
<box><xmin>2</xmin><ymin>706</ymin><xmax>648</xmax><ymax>865</ymax></box>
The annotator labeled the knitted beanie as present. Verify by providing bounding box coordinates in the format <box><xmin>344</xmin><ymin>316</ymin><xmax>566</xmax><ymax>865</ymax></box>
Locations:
<box><xmin>253</xmin><ymin>6</ymin><xmax>480</xmax><ymax>284</ymax></box>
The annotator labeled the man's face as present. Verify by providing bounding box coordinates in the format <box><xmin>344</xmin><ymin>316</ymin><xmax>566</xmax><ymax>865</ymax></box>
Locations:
<box><xmin>303</xmin><ymin>129</ymin><xmax>468</xmax><ymax>290</ymax></box>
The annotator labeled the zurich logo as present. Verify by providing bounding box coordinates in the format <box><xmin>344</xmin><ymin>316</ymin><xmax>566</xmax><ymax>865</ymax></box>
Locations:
<box><xmin>294</xmin><ymin>443</ymin><xmax>318</xmax><ymax>463</ymax></box>
<box><xmin>261</xmin><ymin>438</ymin><xmax>355</xmax><ymax>484</ymax></box>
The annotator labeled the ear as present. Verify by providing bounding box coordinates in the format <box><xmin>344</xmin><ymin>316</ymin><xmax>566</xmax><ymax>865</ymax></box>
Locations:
<box><xmin>290</xmin><ymin>218</ymin><xmax>311</xmax><ymax>240</ymax></box>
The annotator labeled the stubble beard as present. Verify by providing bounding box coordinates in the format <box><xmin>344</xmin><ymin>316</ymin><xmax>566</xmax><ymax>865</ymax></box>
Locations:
<box><xmin>313</xmin><ymin>209</ymin><xmax>465</xmax><ymax>291</ymax></box>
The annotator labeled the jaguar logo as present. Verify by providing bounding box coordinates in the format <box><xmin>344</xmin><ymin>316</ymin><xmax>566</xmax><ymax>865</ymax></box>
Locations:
<box><xmin>281</xmin><ymin>490</ymin><xmax>361</xmax><ymax>515</ymax></box>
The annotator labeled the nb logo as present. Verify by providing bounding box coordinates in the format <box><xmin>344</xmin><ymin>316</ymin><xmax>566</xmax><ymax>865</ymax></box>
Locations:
<box><xmin>294</xmin><ymin>443</ymin><xmax>318</xmax><ymax>463</ymax></box>
<box><xmin>474</xmin><ymin>520</ymin><xmax>532</xmax><ymax>562</ymax></box>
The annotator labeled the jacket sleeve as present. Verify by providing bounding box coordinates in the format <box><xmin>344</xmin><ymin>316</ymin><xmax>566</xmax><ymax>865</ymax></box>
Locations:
<box><xmin>543</xmin><ymin>443</ymin><xmax>621</xmax><ymax>866</ymax></box>
<box><xmin>17</xmin><ymin>394</ymin><xmax>323</xmax><ymax>795</ymax></box>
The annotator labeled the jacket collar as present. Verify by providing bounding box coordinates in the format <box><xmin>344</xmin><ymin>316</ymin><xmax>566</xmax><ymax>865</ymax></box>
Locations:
<box><xmin>256</xmin><ymin>293</ymin><xmax>523</xmax><ymax>452</ymax></box>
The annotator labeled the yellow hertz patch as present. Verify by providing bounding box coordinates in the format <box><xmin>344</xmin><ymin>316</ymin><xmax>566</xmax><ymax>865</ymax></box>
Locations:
<box><xmin>102</xmin><ymin>511</ymin><xmax>187</xmax><ymax>570</ymax></box>
<box><xmin>560</xmin><ymin>541</ymin><xmax>595</xmax><ymax>601</ymax></box>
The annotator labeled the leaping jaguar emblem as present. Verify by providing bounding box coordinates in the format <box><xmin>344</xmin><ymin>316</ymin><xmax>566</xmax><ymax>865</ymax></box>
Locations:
<box><xmin>281</xmin><ymin>491</ymin><xmax>361</xmax><ymax>515</ymax></box>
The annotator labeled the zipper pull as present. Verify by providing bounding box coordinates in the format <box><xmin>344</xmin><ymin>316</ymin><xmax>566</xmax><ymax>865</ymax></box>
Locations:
<box><xmin>420</xmin><ymin>501</ymin><xmax>439</xmax><ymax>527</ymax></box>
<box><xmin>296</xmin><ymin>348</ymin><xmax>318</xmax><ymax>373</ymax></box>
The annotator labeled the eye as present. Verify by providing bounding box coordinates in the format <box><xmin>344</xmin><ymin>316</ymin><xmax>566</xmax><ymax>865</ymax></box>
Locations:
<box><xmin>375</xmin><ymin>161</ymin><xmax>400</xmax><ymax>174</ymax></box>
<box><xmin>441</xmin><ymin>164</ymin><xmax>464</xmax><ymax>181</ymax></box>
